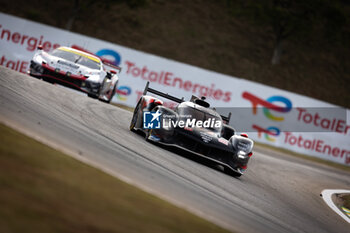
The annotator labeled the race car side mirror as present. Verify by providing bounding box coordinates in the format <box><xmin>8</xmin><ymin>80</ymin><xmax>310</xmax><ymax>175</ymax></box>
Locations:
<box><xmin>37</xmin><ymin>45</ymin><xmax>43</xmax><ymax>50</ymax></box>
<box><xmin>110</xmin><ymin>70</ymin><xmax>117</xmax><ymax>74</ymax></box>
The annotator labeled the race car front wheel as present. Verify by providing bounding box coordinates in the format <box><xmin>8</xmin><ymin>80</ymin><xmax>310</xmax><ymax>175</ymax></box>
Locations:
<box><xmin>99</xmin><ymin>80</ymin><xmax>117</xmax><ymax>104</ymax></box>
<box><xmin>88</xmin><ymin>93</ymin><xmax>99</xmax><ymax>99</ymax></box>
<box><xmin>130</xmin><ymin>100</ymin><xmax>141</xmax><ymax>131</ymax></box>
<box><xmin>42</xmin><ymin>77</ymin><xmax>55</xmax><ymax>84</ymax></box>
<box><xmin>105</xmin><ymin>82</ymin><xmax>117</xmax><ymax>104</ymax></box>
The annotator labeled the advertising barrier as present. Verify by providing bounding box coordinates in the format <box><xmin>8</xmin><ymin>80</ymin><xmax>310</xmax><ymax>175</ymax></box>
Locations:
<box><xmin>1</xmin><ymin>12</ymin><xmax>349</xmax><ymax>165</ymax></box>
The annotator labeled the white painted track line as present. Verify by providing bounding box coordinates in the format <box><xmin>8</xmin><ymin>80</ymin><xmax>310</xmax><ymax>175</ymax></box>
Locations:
<box><xmin>321</xmin><ymin>189</ymin><xmax>350</xmax><ymax>224</ymax></box>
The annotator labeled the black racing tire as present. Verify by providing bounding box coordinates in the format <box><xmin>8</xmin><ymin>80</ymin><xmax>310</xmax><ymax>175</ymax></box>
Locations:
<box><xmin>99</xmin><ymin>80</ymin><xmax>117</xmax><ymax>104</ymax></box>
<box><xmin>88</xmin><ymin>93</ymin><xmax>99</xmax><ymax>99</ymax></box>
<box><xmin>99</xmin><ymin>88</ymin><xmax>114</xmax><ymax>103</ymax></box>
<box><xmin>130</xmin><ymin>100</ymin><xmax>141</xmax><ymax>131</ymax></box>
<box><xmin>29</xmin><ymin>73</ymin><xmax>41</xmax><ymax>80</ymax></box>
<box><xmin>42</xmin><ymin>77</ymin><xmax>54</xmax><ymax>84</ymax></box>
<box><xmin>106</xmin><ymin>83</ymin><xmax>117</xmax><ymax>104</ymax></box>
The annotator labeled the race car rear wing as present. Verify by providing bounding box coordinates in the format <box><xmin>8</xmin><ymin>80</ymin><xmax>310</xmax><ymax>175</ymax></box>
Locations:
<box><xmin>143</xmin><ymin>81</ymin><xmax>231</xmax><ymax>124</ymax></box>
<box><xmin>221</xmin><ymin>112</ymin><xmax>231</xmax><ymax>124</ymax></box>
<box><xmin>143</xmin><ymin>81</ymin><xmax>185</xmax><ymax>103</ymax></box>
<box><xmin>102</xmin><ymin>61</ymin><xmax>122</xmax><ymax>74</ymax></box>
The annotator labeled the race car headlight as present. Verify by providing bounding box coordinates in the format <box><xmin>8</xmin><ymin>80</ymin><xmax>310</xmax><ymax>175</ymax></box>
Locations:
<box><xmin>88</xmin><ymin>81</ymin><xmax>99</xmax><ymax>87</ymax></box>
<box><xmin>84</xmin><ymin>80</ymin><xmax>101</xmax><ymax>93</ymax></box>
<box><xmin>230</xmin><ymin>135</ymin><xmax>253</xmax><ymax>154</ymax></box>
<box><xmin>89</xmin><ymin>82</ymin><xmax>100</xmax><ymax>90</ymax></box>
<box><xmin>33</xmin><ymin>53</ymin><xmax>47</xmax><ymax>64</ymax></box>
<box><xmin>30</xmin><ymin>61</ymin><xmax>44</xmax><ymax>73</ymax></box>
<box><xmin>237</xmin><ymin>150</ymin><xmax>247</xmax><ymax>159</ymax></box>
<box><xmin>38</xmin><ymin>65</ymin><xmax>44</xmax><ymax>73</ymax></box>
<box><xmin>86</xmin><ymin>74</ymin><xmax>100</xmax><ymax>82</ymax></box>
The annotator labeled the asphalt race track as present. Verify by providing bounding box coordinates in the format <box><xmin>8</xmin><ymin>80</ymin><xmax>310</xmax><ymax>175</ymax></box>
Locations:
<box><xmin>1</xmin><ymin>66</ymin><xmax>349</xmax><ymax>233</ymax></box>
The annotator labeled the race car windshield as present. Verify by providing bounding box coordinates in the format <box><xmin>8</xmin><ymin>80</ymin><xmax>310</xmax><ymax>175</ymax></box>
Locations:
<box><xmin>51</xmin><ymin>49</ymin><xmax>101</xmax><ymax>70</ymax></box>
<box><xmin>76</xmin><ymin>56</ymin><xmax>101</xmax><ymax>70</ymax></box>
<box><xmin>178</xmin><ymin>107</ymin><xmax>222</xmax><ymax>131</ymax></box>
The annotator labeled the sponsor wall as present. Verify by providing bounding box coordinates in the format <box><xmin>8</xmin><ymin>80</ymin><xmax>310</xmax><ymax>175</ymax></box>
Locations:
<box><xmin>1</xmin><ymin>12</ymin><xmax>349</xmax><ymax>165</ymax></box>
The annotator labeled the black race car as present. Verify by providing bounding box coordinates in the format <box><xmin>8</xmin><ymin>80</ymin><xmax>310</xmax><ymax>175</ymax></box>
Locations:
<box><xmin>130</xmin><ymin>82</ymin><xmax>254</xmax><ymax>176</ymax></box>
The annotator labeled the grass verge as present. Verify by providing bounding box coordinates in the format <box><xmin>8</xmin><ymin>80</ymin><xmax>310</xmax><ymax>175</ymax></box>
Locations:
<box><xmin>0</xmin><ymin>123</ymin><xmax>232</xmax><ymax>233</ymax></box>
<box><xmin>342</xmin><ymin>195</ymin><xmax>350</xmax><ymax>209</ymax></box>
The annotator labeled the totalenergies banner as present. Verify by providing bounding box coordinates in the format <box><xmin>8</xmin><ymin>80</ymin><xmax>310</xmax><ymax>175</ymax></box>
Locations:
<box><xmin>1</xmin><ymin>12</ymin><xmax>349</xmax><ymax>165</ymax></box>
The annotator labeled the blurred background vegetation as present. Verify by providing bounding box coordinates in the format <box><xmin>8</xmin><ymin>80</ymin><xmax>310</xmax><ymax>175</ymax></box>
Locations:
<box><xmin>1</xmin><ymin>0</ymin><xmax>349</xmax><ymax>107</ymax></box>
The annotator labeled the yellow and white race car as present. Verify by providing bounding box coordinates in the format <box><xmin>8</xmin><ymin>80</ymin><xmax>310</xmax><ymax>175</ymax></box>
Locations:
<box><xmin>29</xmin><ymin>46</ymin><xmax>120</xmax><ymax>103</ymax></box>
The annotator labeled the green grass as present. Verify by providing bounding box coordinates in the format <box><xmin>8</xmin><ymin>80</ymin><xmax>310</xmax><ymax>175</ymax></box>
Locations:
<box><xmin>111</xmin><ymin>103</ymin><xmax>135</xmax><ymax>112</ymax></box>
<box><xmin>0</xmin><ymin>123</ymin><xmax>232</xmax><ymax>233</ymax></box>
<box><xmin>342</xmin><ymin>195</ymin><xmax>350</xmax><ymax>209</ymax></box>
